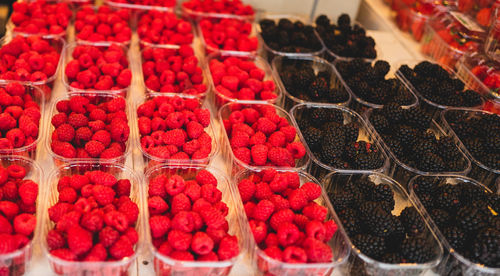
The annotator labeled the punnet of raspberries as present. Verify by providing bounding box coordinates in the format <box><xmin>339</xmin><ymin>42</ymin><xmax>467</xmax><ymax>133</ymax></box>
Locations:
<box><xmin>199</xmin><ymin>18</ymin><xmax>258</xmax><ymax>53</ymax></box>
<box><xmin>209</xmin><ymin>56</ymin><xmax>278</xmax><ymax>103</ymax></box>
<box><xmin>142</xmin><ymin>45</ymin><xmax>207</xmax><ymax>96</ymax></box>
<box><xmin>182</xmin><ymin>0</ymin><xmax>255</xmax><ymax>17</ymax></box>
<box><xmin>138</xmin><ymin>10</ymin><xmax>194</xmax><ymax>46</ymax></box>
<box><xmin>237</xmin><ymin>169</ymin><xmax>337</xmax><ymax>265</ymax></box>
<box><xmin>50</xmin><ymin>95</ymin><xmax>129</xmax><ymax>160</ymax></box>
<box><xmin>137</xmin><ymin>96</ymin><xmax>213</xmax><ymax>161</ymax></box>
<box><xmin>65</xmin><ymin>44</ymin><xmax>132</xmax><ymax>91</ymax></box>
<box><xmin>0</xmin><ymin>83</ymin><xmax>41</xmax><ymax>152</ymax></box>
<box><xmin>0</xmin><ymin>164</ymin><xmax>38</xmax><ymax>255</ymax></box>
<box><xmin>10</xmin><ymin>1</ymin><xmax>72</xmax><ymax>37</ymax></box>
<box><xmin>107</xmin><ymin>0</ymin><xmax>176</xmax><ymax>8</ymax></box>
<box><xmin>148</xmin><ymin>170</ymin><xmax>239</xmax><ymax>262</ymax></box>
<box><xmin>47</xmin><ymin>170</ymin><xmax>139</xmax><ymax>262</ymax></box>
<box><xmin>0</xmin><ymin>36</ymin><xmax>61</xmax><ymax>83</ymax></box>
<box><xmin>222</xmin><ymin>104</ymin><xmax>306</xmax><ymax>167</ymax></box>
<box><xmin>75</xmin><ymin>6</ymin><xmax>132</xmax><ymax>44</ymax></box>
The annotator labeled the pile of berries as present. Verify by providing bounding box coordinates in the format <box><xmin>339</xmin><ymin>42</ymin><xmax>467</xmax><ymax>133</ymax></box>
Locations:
<box><xmin>237</xmin><ymin>169</ymin><xmax>337</xmax><ymax>266</ymax></box>
<box><xmin>0</xmin><ymin>36</ymin><xmax>61</xmax><ymax>83</ymax></box>
<box><xmin>411</xmin><ymin>176</ymin><xmax>500</xmax><ymax>268</ymax></box>
<box><xmin>336</xmin><ymin>59</ymin><xmax>415</xmax><ymax>106</ymax></box>
<box><xmin>65</xmin><ymin>44</ymin><xmax>132</xmax><ymax>91</ymax></box>
<box><xmin>10</xmin><ymin>0</ymin><xmax>72</xmax><ymax>37</ymax></box>
<box><xmin>148</xmin><ymin>170</ymin><xmax>239</xmax><ymax>262</ymax></box>
<box><xmin>259</xmin><ymin>18</ymin><xmax>323</xmax><ymax>54</ymax></box>
<box><xmin>47</xmin><ymin>170</ymin><xmax>139</xmax><ymax>262</ymax></box>
<box><xmin>444</xmin><ymin>109</ymin><xmax>500</xmax><ymax>170</ymax></box>
<box><xmin>470</xmin><ymin>55</ymin><xmax>500</xmax><ymax>96</ymax></box>
<box><xmin>199</xmin><ymin>18</ymin><xmax>258</xmax><ymax>53</ymax></box>
<box><xmin>0</xmin><ymin>83</ymin><xmax>41</xmax><ymax>151</ymax></box>
<box><xmin>315</xmin><ymin>14</ymin><xmax>377</xmax><ymax>59</ymax></box>
<box><xmin>182</xmin><ymin>0</ymin><xmax>254</xmax><ymax>17</ymax></box>
<box><xmin>457</xmin><ymin>0</ymin><xmax>496</xmax><ymax>27</ymax></box>
<box><xmin>297</xmin><ymin>107</ymin><xmax>385</xmax><ymax>170</ymax></box>
<box><xmin>106</xmin><ymin>0</ymin><xmax>176</xmax><ymax>8</ymax></box>
<box><xmin>209</xmin><ymin>56</ymin><xmax>278</xmax><ymax>103</ymax></box>
<box><xmin>222</xmin><ymin>104</ymin><xmax>306</xmax><ymax>167</ymax></box>
<box><xmin>369</xmin><ymin>103</ymin><xmax>468</xmax><ymax>172</ymax></box>
<box><xmin>137</xmin><ymin>96</ymin><xmax>212</xmax><ymax>161</ymax></box>
<box><xmin>50</xmin><ymin>95</ymin><xmax>129</xmax><ymax>160</ymax></box>
<box><xmin>142</xmin><ymin>46</ymin><xmax>206</xmax><ymax>95</ymax></box>
<box><xmin>75</xmin><ymin>6</ymin><xmax>131</xmax><ymax>44</ymax></box>
<box><xmin>277</xmin><ymin>58</ymin><xmax>349</xmax><ymax>103</ymax></box>
<box><xmin>399</xmin><ymin>61</ymin><xmax>483</xmax><ymax>107</ymax></box>
<box><xmin>138</xmin><ymin>11</ymin><xmax>193</xmax><ymax>46</ymax></box>
<box><xmin>329</xmin><ymin>176</ymin><xmax>437</xmax><ymax>265</ymax></box>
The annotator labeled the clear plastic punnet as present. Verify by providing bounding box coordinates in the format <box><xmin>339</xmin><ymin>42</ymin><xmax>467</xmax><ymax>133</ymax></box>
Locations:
<box><xmin>364</xmin><ymin>108</ymin><xmax>472</xmax><ymax>187</ymax></box>
<box><xmin>271</xmin><ymin>55</ymin><xmax>351</xmax><ymax>111</ymax></box>
<box><xmin>233</xmin><ymin>168</ymin><xmax>350</xmax><ymax>275</ymax></box>
<box><xmin>218</xmin><ymin>102</ymin><xmax>310</xmax><ymax>176</ymax></box>
<box><xmin>42</xmin><ymin>161</ymin><xmax>144</xmax><ymax>276</ymax></box>
<box><xmin>144</xmin><ymin>164</ymin><xmax>244</xmax><ymax>276</ymax></box>
<box><xmin>289</xmin><ymin>103</ymin><xmax>389</xmax><ymax>180</ymax></box>
<box><xmin>323</xmin><ymin>171</ymin><xmax>444</xmax><ymax>276</ymax></box>
<box><xmin>408</xmin><ymin>175</ymin><xmax>500</xmax><ymax>275</ymax></box>
<box><xmin>0</xmin><ymin>155</ymin><xmax>42</xmax><ymax>276</ymax></box>
<box><xmin>441</xmin><ymin>108</ymin><xmax>500</xmax><ymax>191</ymax></box>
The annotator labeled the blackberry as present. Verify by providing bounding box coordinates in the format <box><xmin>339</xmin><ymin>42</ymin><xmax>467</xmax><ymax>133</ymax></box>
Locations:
<box><xmin>395</xmin><ymin>125</ymin><xmax>418</xmax><ymax>146</ymax></box>
<box><xmin>457</xmin><ymin>206</ymin><xmax>486</xmax><ymax>233</ymax></box>
<box><xmin>384</xmin><ymin>137</ymin><xmax>404</xmax><ymax>158</ymax></box>
<box><xmin>373</xmin><ymin>60</ymin><xmax>390</xmax><ymax>77</ymax></box>
<box><xmin>386</xmin><ymin>216</ymin><xmax>406</xmax><ymax>253</ymax></box>
<box><xmin>308</xmin><ymin>108</ymin><xmax>344</xmax><ymax>125</ymax></box>
<box><xmin>328</xmin><ymin>88</ymin><xmax>349</xmax><ymax>103</ymax></box>
<box><xmin>399</xmin><ymin>206</ymin><xmax>426</xmax><ymax>236</ymax></box>
<box><xmin>302</xmin><ymin>126</ymin><xmax>322</xmax><ymax>152</ymax></box>
<box><xmin>358</xmin><ymin>201</ymin><xmax>382</xmax><ymax>215</ymax></box>
<box><xmin>308</xmin><ymin>78</ymin><xmax>329</xmax><ymax>100</ymax></box>
<box><xmin>484</xmin><ymin>135</ymin><xmax>500</xmax><ymax>153</ymax></box>
<box><xmin>400</xmin><ymin>236</ymin><xmax>434</xmax><ymax>263</ymax></box>
<box><xmin>418</xmin><ymin>193</ymin><xmax>434</xmax><ymax>210</ymax></box>
<box><xmin>413</xmin><ymin>61</ymin><xmax>436</xmax><ymax>78</ymax></box>
<box><xmin>434</xmin><ymin>185</ymin><xmax>461</xmax><ymax>212</ymax></box>
<box><xmin>381</xmin><ymin>102</ymin><xmax>404</xmax><ymax>123</ymax></box>
<box><xmin>355</xmin><ymin>179</ymin><xmax>376</xmax><ymax>197</ymax></box>
<box><xmin>412</xmin><ymin>139</ymin><xmax>436</xmax><ymax>157</ymax></box>
<box><xmin>329</xmin><ymin>191</ymin><xmax>354</xmax><ymax>211</ymax></box>
<box><xmin>462</xmin><ymin>90</ymin><xmax>483</xmax><ymax>107</ymax></box>
<box><xmin>337</xmin><ymin>13</ymin><xmax>350</xmax><ymax>27</ymax></box>
<box><xmin>344</xmin><ymin>141</ymin><xmax>368</xmax><ymax>161</ymax></box>
<box><xmin>369</xmin><ymin>114</ymin><xmax>389</xmax><ymax>133</ymax></box>
<box><xmin>456</xmin><ymin>182</ymin><xmax>489</xmax><ymax>204</ymax></box>
<box><xmin>443</xmin><ymin>226</ymin><xmax>465</xmax><ymax>251</ymax></box>
<box><xmin>430</xmin><ymin>209</ymin><xmax>450</xmax><ymax>229</ymax></box>
<box><xmin>462</xmin><ymin>137</ymin><xmax>484</xmax><ymax>157</ymax></box>
<box><xmin>342</xmin><ymin>122</ymin><xmax>359</xmax><ymax>143</ymax></box>
<box><xmin>295</xmin><ymin>72</ymin><xmax>312</xmax><ymax>89</ymax></box>
<box><xmin>352</xmin><ymin>234</ymin><xmax>386</xmax><ymax>258</ymax></box>
<box><xmin>470</xmin><ymin>228</ymin><xmax>500</xmax><ymax>267</ymax></box>
<box><xmin>372</xmin><ymin>184</ymin><xmax>395</xmax><ymax>211</ymax></box>
<box><xmin>481</xmin><ymin>153</ymin><xmax>500</xmax><ymax>169</ymax></box>
<box><xmin>337</xmin><ymin>208</ymin><xmax>362</xmax><ymax>235</ymax></box>
<box><xmin>403</xmin><ymin>107</ymin><xmax>431</xmax><ymax>130</ymax></box>
<box><xmin>398</xmin><ymin>65</ymin><xmax>418</xmax><ymax>84</ymax></box>
<box><xmin>353</xmin><ymin>153</ymin><xmax>383</xmax><ymax>169</ymax></box>
<box><xmin>417</xmin><ymin>152</ymin><xmax>445</xmax><ymax>172</ymax></box>
<box><xmin>315</xmin><ymin>14</ymin><xmax>330</xmax><ymax>27</ymax></box>
<box><xmin>381</xmin><ymin>252</ymin><xmax>403</xmax><ymax>264</ymax></box>
<box><xmin>364</xmin><ymin>208</ymin><xmax>396</xmax><ymax>237</ymax></box>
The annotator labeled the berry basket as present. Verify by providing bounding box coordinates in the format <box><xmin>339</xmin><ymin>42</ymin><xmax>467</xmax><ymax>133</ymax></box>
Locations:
<box><xmin>289</xmin><ymin>103</ymin><xmax>389</xmax><ymax>181</ymax></box>
<box><xmin>46</xmin><ymin>92</ymin><xmax>131</xmax><ymax>167</ymax></box>
<box><xmin>233</xmin><ymin>168</ymin><xmax>350</xmax><ymax>275</ymax></box>
<box><xmin>62</xmin><ymin>41</ymin><xmax>131</xmax><ymax>98</ymax></box>
<box><xmin>218</xmin><ymin>102</ymin><xmax>310</xmax><ymax>176</ymax></box>
<box><xmin>323</xmin><ymin>171</ymin><xmax>443</xmax><ymax>276</ymax></box>
<box><xmin>256</xmin><ymin>13</ymin><xmax>325</xmax><ymax>63</ymax></box>
<box><xmin>408</xmin><ymin>175</ymin><xmax>500</xmax><ymax>275</ymax></box>
<box><xmin>134</xmin><ymin>94</ymin><xmax>218</xmax><ymax>171</ymax></box>
<box><xmin>41</xmin><ymin>161</ymin><xmax>145</xmax><ymax>276</ymax></box>
<box><xmin>271</xmin><ymin>55</ymin><xmax>351</xmax><ymax>111</ymax></box>
<box><xmin>440</xmin><ymin>108</ymin><xmax>500</xmax><ymax>192</ymax></box>
<box><xmin>0</xmin><ymin>155</ymin><xmax>42</xmax><ymax>276</ymax></box>
<box><xmin>364</xmin><ymin>108</ymin><xmax>472</xmax><ymax>187</ymax></box>
<box><xmin>144</xmin><ymin>164</ymin><xmax>244</xmax><ymax>276</ymax></box>
<box><xmin>136</xmin><ymin>10</ymin><xmax>195</xmax><ymax>48</ymax></box>
<box><xmin>180</xmin><ymin>0</ymin><xmax>256</xmax><ymax>22</ymax></box>
<box><xmin>0</xmin><ymin>35</ymin><xmax>65</xmax><ymax>101</ymax></box>
<box><xmin>103</xmin><ymin>0</ymin><xmax>175</xmax><ymax>12</ymax></box>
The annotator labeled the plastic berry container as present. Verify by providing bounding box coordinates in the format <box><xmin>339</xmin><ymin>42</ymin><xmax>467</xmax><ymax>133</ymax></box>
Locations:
<box><xmin>103</xmin><ymin>0</ymin><xmax>175</xmax><ymax>12</ymax></box>
<box><xmin>233</xmin><ymin>168</ymin><xmax>350</xmax><ymax>275</ymax></box>
<box><xmin>144</xmin><ymin>164</ymin><xmax>244</xmax><ymax>276</ymax></box>
<box><xmin>440</xmin><ymin>108</ymin><xmax>500</xmax><ymax>191</ymax></box>
<box><xmin>396</xmin><ymin>60</ymin><xmax>485</xmax><ymax>120</ymax></box>
<box><xmin>136</xmin><ymin>10</ymin><xmax>195</xmax><ymax>48</ymax></box>
<box><xmin>62</xmin><ymin>42</ymin><xmax>131</xmax><ymax>98</ymax></box>
<box><xmin>256</xmin><ymin>13</ymin><xmax>325</xmax><ymax>62</ymax></box>
<box><xmin>0</xmin><ymin>155</ymin><xmax>42</xmax><ymax>276</ymax></box>
<box><xmin>180</xmin><ymin>0</ymin><xmax>255</xmax><ymax>22</ymax></box>
<box><xmin>46</xmin><ymin>92</ymin><xmax>131</xmax><ymax>167</ymax></box>
<box><xmin>218</xmin><ymin>102</ymin><xmax>310</xmax><ymax>176</ymax></box>
<box><xmin>408</xmin><ymin>175</ymin><xmax>500</xmax><ymax>275</ymax></box>
<box><xmin>41</xmin><ymin>161</ymin><xmax>145</xmax><ymax>276</ymax></box>
<box><xmin>135</xmin><ymin>94</ymin><xmax>218</xmax><ymax>171</ymax></box>
<box><xmin>364</xmin><ymin>108</ymin><xmax>472</xmax><ymax>187</ymax></box>
<box><xmin>323</xmin><ymin>171</ymin><xmax>444</xmax><ymax>276</ymax></box>
<box><xmin>0</xmin><ymin>35</ymin><xmax>65</xmax><ymax>101</ymax></box>
<box><xmin>139</xmin><ymin>44</ymin><xmax>209</xmax><ymax>99</ymax></box>
<box><xmin>207</xmin><ymin>52</ymin><xmax>281</xmax><ymax>109</ymax></box>
<box><xmin>289</xmin><ymin>103</ymin><xmax>389</xmax><ymax>180</ymax></box>
<box><xmin>455</xmin><ymin>0</ymin><xmax>498</xmax><ymax>28</ymax></box>
<box><xmin>272</xmin><ymin>55</ymin><xmax>351</xmax><ymax>111</ymax></box>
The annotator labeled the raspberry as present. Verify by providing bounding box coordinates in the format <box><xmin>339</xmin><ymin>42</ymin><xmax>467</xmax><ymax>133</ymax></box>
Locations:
<box><xmin>84</xmin><ymin>243</ymin><xmax>107</xmax><ymax>262</ymax></box>
<box><xmin>198</xmin><ymin>251</ymin><xmax>218</xmax><ymax>261</ymax></box>
<box><xmin>251</xmin><ymin>200</ymin><xmax>275</xmax><ymax>221</ymax></box>
<box><xmin>199</xmin><ymin>206</ymin><xmax>226</xmax><ymax>229</ymax></box>
<box><xmin>18</xmin><ymin>180</ymin><xmax>37</xmax><ymax>205</ymax></box>
<box><xmin>47</xmin><ymin>230</ymin><xmax>65</xmax><ymax>250</ymax></box>
<box><xmin>264</xmin><ymin>246</ymin><xmax>283</xmax><ymax>261</ymax></box>
<box><xmin>284</xmin><ymin>172</ymin><xmax>300</xmax><ymax>189</ymax></box>
<box><xmin>256</xmin><ymin>117</ymin><xmax>277</xmax><ymax>135</ymax></box>
<box><xmin>99</xmin><ymin>226</ymin><xmax>120</xmax><ymax>248</ymax></box>
<box><xmin>171</xmin><ymin>193</ymin><xmax>191</xmax><ymax>215</ymax></box>
<box><xmin>288</xmin><ymin>189</ymin><xmax>308</xmax><ymax>211</ymax></box>
<box><xmin>165</xmin><ymin>175</ymin><xmax>186</xmax><ymax>196</ymax></box>
<box><xmin>59</xmin><ymin>187</ymin><xmax>77</xmax><ymax>203</ymax></box>
<box><xmin>217</xmin><ymin>235</ymin><xmax>239</xmax><ymax>261</ymax></box>
<box><xmin>201</xmin><ymin>184</ymin><xmax>222</xmax><ymax>204</ymax></box>
<box><xmin>251</xmin><ymin>144</ymin><xmax>268</xmax><ymax>165</ymax></box>
<box><xmin>302</xmin><ymin>203</ymin><xmax>327</xmax><ymax>222</ymax></box>
<box><xmin>286</xmin><ymin>142</ymin><xmax>306</xmax><ymax>159</ymax></box>
<box><xmin>170</xmin><ymin>250</ymin><xmax>194</xmax><ymax>261</ymax></box>
<box><xmin>268</xmin><ymin>147</ymin><xmax>295</xmax><ymax>167</ymax></box>
<box><xmin>237</xmin><ymin>179</ymin><xmax>255</xmax><ymax>203</ymax></box>
<box><xmin>67</xmin><ymin>226</ymin><xmax>93</xmax><ymax>256</ymax></box>
<box><xmin>196</xmin><ymin>170</ymin><xmax>217</xmax><ymax>186</ymax></box>
<box><xmin>84</xmin><ymin>140</ymin><xmax>105</xmax><ymax>158</ymax></box>
<box><xmin>303</xmin><ymin>237</ymin><xmax>333</xmax><ymax>263</ymax></box>
<box><xmin>118</xmin><ymin>199</ymin><xmax>139</xmax><ymax>226</ymax></box>
<box><xmin>92</xmin><ymin>185</ymin><xmax>115</xmax><ymax>206</ymax></box>
<box><xmin>110</xmin><ymin>236</ymin><xmax>134</xmax><ymax>260</ymax></box>
<box><xmin>269</xmin><ymin>194</ymin><xmax>290</xmax><ymax>210</ymax></box>
<box><xmin>149</xmin><ymin>175</ymin><xmax>167</xmax><ymax>197</ymax></box>
<box><xmin>13</xmin><ymin>213</ymin><xmax>35</xmax><ymax>236</ymax></box>
<box><xmin>269</xmin><ymin>174</ymin><xmax>289</xmax><ymax>193</ymax></box>
<box><xmin>191</xmin><ymin>231</ymin><xmax>214</xmax><ymax>255</ymax></box>
<box><xmin>86</xmin><ymin>171</ymin><xmax>117</xmax><ymax>186</ymax></box>
<box><xmin>323</xmin><ymin>220</ymin><xmax>338</xmax><ymax>242</ymax></box>
<box><xmin>300</xmin><ymin>182</ymin><xmax>322</xmax><ymax>201</ymax></box>
<box><xmin>149</xmin><ymin>215</ymin><xmax>171</xmax><ymax>239</ymax></box>
<box><xmin>67</xmin><ymin>113</ymin><xmax>89</xmax><ymax>128</ymax></box>
<box><xmin>0</xmin><ymin>215</ymin><xmax>12</xmax><ymax>234</ymax></box>
<box><xmin>171</xmin><ymin>211</ymin><xmax>195</xmax><ymax>233</ymax></box>
<box><xmin>270</xmin><ymin>208</ymin><xmax>295</xmax><ymax>231</ymax></box>
<box><xmin>104</xmin><ymin>211</ymin><xmax>128</xmax><ymax>232</ymax></box>
<box><xmin>183</xmin><ymin>181</ymin><xmax>201</xmax><ymax>202</ymax></box>
<box><xmin>254</xmin><ymin>182</ymin><xmax>273</xmax><ymax>200</ymax></box>
<box><xmin>54</xmin><ymin>124</ymin><xmax>75</xmax><ymax>142</ymax></box>
<box><xmin>50</xmin><ymin>248</ymin><xmax>77</xmax><ymax>261</ymax></box>
<box><xmin>277</xmin><ymin>222</ymin><xmax>300</xmax><ymax>247</ymax></box>
<box><xmin>148</xmin><ymin>196</ymin><xmax>169</xmax><ymax>215</ymax></box>
<box><xmin>48</xmin><ymin>202</ymin><xmax>73</xmax><ymax>223</ymax></box>
<box><xmin>168</xmin><ymin>229</ymin><xmax>192</xmax><ymax>251</ymax></box>
<box><xmin>249</xmin><ymin>220</ymin><xmax>268</xmax><ymax>244</ymax></box>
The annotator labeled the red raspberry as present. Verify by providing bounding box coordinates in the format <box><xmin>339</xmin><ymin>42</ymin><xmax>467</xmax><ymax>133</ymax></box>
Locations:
<box><xmin>67</xmin><ymin>226</ymin><xmax>93</xmax><ymax>256</ymax></box>
<box><xmin>265</xmin><ymin>233</ymin><xmax>279</xmax><ymax>248</ymax></box>
<box><xmin>192</xmin><ymin>198</ymin><xmax>211</xmax><ymax>213</ymax></box>
<box><xmin>183</xmin><ymin>181</ymin><xmax>201</xmax><ymax>202</ymax></box>
<box><xmin>199</xmin><ymin>206</ymin><xmax>226</xmax><ymax>230</ymax></box>
<box><xmin>268</xmin><ymin>131</ymin><xmax>286</xmax><ymax>147</ymax></box>
<box><xmin>277</xmin><ymin>222</ymin><xmax>300</xmax><ymax>247</ymax></box>
<box><xmin>263</xmin><ymin>246</ymin><xmax>282</xmax><ymax>261</ymax></box>
<box><xmin>158</xmin><ymin>241</ymin><xmax>172</xmax><ymax>256</ymax></box>
<box><xmin>302</xmin><ymin>203</ymin><xmax>327</xmax><ymax>222</ymax></box>
<box><xmin>86</xmin><ymin>171</ymin><xmax>117</xmax><ymax>186</ymax></box>
<box><xmin>288</xmin><ymin>189</ymin><xmax>308</xmax><ymax>211</ymax></box>
<box><xmin>270</xmin><ymin>208</ymin><xmax>295</xmax><ymax>231</ymax></box>
<box><xmin>149</xmin><ymin>215</ymin><xmax>171</xmax><ymax>239</ymax></box>
<box><xmin>255</xmin><ymin>117</ymin><xmax>277</xmax><ymax>135</ymax></box>
<box><xmin>269</xmin><ymin>194</ymin><xmax>290</xmax><ymax>210</ymax></box>
<box><xmin>170</xmin><ymin>193</ymin><xmax>191</xmax><ymax>215</ymax></box>
<box><xmin>148</xmin><ymin>196</ymin><xmax>169</xmax><ymax>215</ymax></box>
<box><xmin>2</xmin><ymin>182</ymin><xmax>18</xmax><ymax>201</ymax></box>
<box><xmin>99</xmin><ymin>226</ymin><xmax>120</xmax><ymax>248</ymax></box>
<box><xmin>286</xmin><ymin>142</ymin><xmax>306</xmax><ymax>159</ymax></box>
<box><xmin>283</xmin><ymin>246</ymin><xmax>307</xmax><ymax>263</ymax></box>
<box><xmin>84</xmin><ymin>243</ymin><xmax>107</xmax><ymax>262</ymax></box>
<box><xmin>198</xmin><ymin>251</ymin><xmax>219</xmax><ymax>261</ymax></box>
<box><xmin>104</xmin><ymin>211</ymin><xmax>128</xmax><ymax>232</ymax></box>
<box><xmin>237</xmin><ymin>179</ymin><xmax>255</xmax><ymax>203</ymax></box>
<box><xmin>168</xmin><ymin>229</ymin><xmax>192</xmax><ymax>251</ymax></box>
<box><xmin>251</xmin><ymin>200</ymin><xmax>274</xmax><ymax>221</ymax></box>
<box><xmin>47</xmin><ymin>229</ymin><xmax>65</xmax><ymax>250</ymax></box>
<box><xmin>323</xmin><ymin>220</ymin><xmax>338</xmax><ymax>242</ymax></box>
<box><xmin>254</xmin><ymin>182</ymin><xmax>273</xmax><ymax>200</ymax></box>
<box><xmin>110</xmin><ymin>236</ymin><xmax>134</xmax><ymax>260</ymax></box>
<box><xmin>191</xmin><ymin>231</ymin><xmax>214</xmax><ymax>255</ymax></box>
<box><xmin>48</xmin><ymin>202</ymin><xmax>73</xmax><ymax>223</ymax></box>
<box><xmin>0</xmin><ymin>215</ymin><xmax>12</xmax><ymax>234</ymax></box>
<box><xmin>165</xmin><ymin>175</ymin><xmax>186</xmax><ymax>196</ymax></box>
<box><xmin>268</xmin><ymin>147</ymin><xmax>294</xmax><ymax>167</ymax></box>
<box><xmin>217</xmin><ymin>235</ymin><xmax>239</xmax><ymax>261</ymax></box>
<box><xmin>233</xmin><ymin>147</ymin><xmax>251</xmax><ymax>164</ymax></box>
<box><xmin>125</xmin><ymin>227</ymin><xmax>138</xmax><ymax>245</ymax></box>
<box><xmin>195</xmin><ymin>170</ymin><xmax>217</xmax><ymax>186</ymax></box>
<box><xmin>169</xmin><ymin>250</ymin><xmax>194</xmax><ymax>261</ymax></box>
<box><xmin>92</xmin><ymin>185</ymin><xmax>115</xmax><ymax>206</ymax></box>
<box><xmin>149</xmin><ymin>175</ymin><xmax>167</xmax><ymax>197</ymax></box>
<box><xmin>303</xmin><ymin>237</ymin><xmax>333</xmax><ymax>263</ymax></box>
<box><xmin>249</xmin><ymin>220</ymin><xmax>267</xmax><ymax>244</ymax></box>
<box><xmin>201</xmin><ymin>184</ymin><xmax>222</xmax><ymax>204</ymax></box>
<box><xmin>13</xmin><ymin>213</ymin><xmax>35</xmax><ymax>236</ymax></box>
<box><xmin>59</xmin><ymin>187</ymin><xmax>77</xmax><ymax>203</ymax></box>
<box><xmin>81</xmin><ymin>209</ymin><xmax>104</xmax><ymax>232</ymax></box>
<box><xmin>269</xmin><ymin>174</ymin><xmax>288</xmax><ymax>193</ymax></box>
<box><xmin>84</xmin><ymin>140</ymin><xmax>105</xmax><ymax>158</ymax></box>
<box><xmin>171</xmin><ymin>211</ymin><xmax>195</xmax><ymax>233</ymax></box>
<box><xmin>54</xmin><ymin>124</ymin><xmax>75</xmax><ymax>142</ymax></box>
<box><xmin>294</xmin><ymin>214</ymin><xmax>310</xmax><ymax>231</ymax></box>
<box><xmin>194</xmin><ymin>108</ymin><xmax>210</xmax><ymax>127</ymax></box>
<box><xmin>18</xmin><ymin>180</ymin><xmax>37</xmax><ymax>205</ymax></box>
<box><xmin>300</xmin><ymin>182</ymin><xmax>322</xmax><ymax>201</ymax></box>
<box><xmin>284</xmin><ymin>172</ymin><xmax>300</xmax><ymax>189</ymax></box>
<box><xmin>250</xmin><ymin>144</ymin><xmax>268</xmax><ymax>165</ymax></box>
<box><xmin>305</xmin><ymin>220</ymin><xmax>326</xmax><ymax>241</ymax></box>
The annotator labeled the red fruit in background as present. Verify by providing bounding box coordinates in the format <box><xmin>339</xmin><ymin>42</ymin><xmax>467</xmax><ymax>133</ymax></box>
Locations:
<box><xmin>476</xmin><ymin>8</ymin><xmax>492</xmax><ymax>27</ymax></box>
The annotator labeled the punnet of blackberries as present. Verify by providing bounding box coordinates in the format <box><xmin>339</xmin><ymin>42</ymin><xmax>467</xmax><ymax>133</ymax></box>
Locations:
<box><xmin>259</xmin><ymin>18</ymin><xmax>323</xmax><ymax>53</ymax></box>
<box><xmin>444</xmin><ymin>109</ymin><xmax>500</xmax><ymax>170</ymax></box>
<box><xmin>297</xmin><ymin>107</ymin><xmax>385</xmax><ymax>170</ymax></box>
<box><xmin>277</xmin><ymin>58</ymin><xmax>349</xmax><ymax>104</ymax></box>
<box><xmin>398</xmin><ymin>61</ymin><xmax>483</xmax><ymax>107</ymax></box>
<box><xmin>411</xmin><ymin>176</ymin><xmax>500</xmax><ymax>268</ymax></box>
<box><xmin>329</xmin><ymin>176</ymin><xmax>438</xmax><ymax>264</ymax></box>
<box><xmin>336</xmin><ymin>58</ymin><xmax>416</xmax><ymax>106</ymax></box>
<box><xmin>369</xmin><ymin>103</ymin><xmax>468</xmax><ymax>172</ymax></box>
<box><xmin>315</xmin><ymin>14</ymin><xmax>376</xmax><ymax>59</ymax></box>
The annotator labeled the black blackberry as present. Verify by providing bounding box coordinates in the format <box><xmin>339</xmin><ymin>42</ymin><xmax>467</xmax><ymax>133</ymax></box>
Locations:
<box><xmin>381</xmin><ymin>252</ymin><xmax>403</xmax><ymax>263</ymax></box>
<box><xmin>462</xmin><ymin>137</ymin><xmax>484</xmax><ymax>157</ymax></box>
<box><xmin>434</xmin><ymin>185</ymin><xmax>461</xmax><ymax>212</ymax></box>
<box><xmin>418</xmin><ymin>193</ymin><xmax>435</xmax><ymax>210</ymax></box>
<box><xmin>344</xmin><ymin>141</ymin><xmax>368</xmax><ymax>161</ymax></box>
<box><xmin>456</xmin><ymin>182</ymin><xmax>489</xmax><ymax>204</ymax></box>
<box><xmin>481</xmin><ymin>153</ymin><xmax>500</xmax><ymax>169</ymax></box>
<box><xmin>327</xmin><ymin>88</ymin><xmax>349</xmax><ymax>103</ymax></box>
<box><xmin>457</xmin><ymin>206</ymin><xmax>487</xmax><ymax>233</ymax></box>
<box><xmin>370</xmin><ymin>114</ymin><xmax>389</xmax><ymax>133</ymax></box>
<box><xmin>373</xmin><ymin>60</ymin><xmax>390</xmax><ymax>77</ymax></box>
<box><xmin>462</xmin><ymin>90</ymin><xmax>483</xmax><ymax>107</ymax></box>
<box><xmin>400</xmin><ymin>236</ymin><xmax>434</xmax><ymax>263</ymax></box>
<box><xmin>337</xmin><ymin>208</ymin><xmax>362</xmax><ymax>235</ymax></box>
<box><xmin>315</xmin><ymin>14</ymin><xmax>330</xmax><ymax>27</ymax></box>
<box><xmin>308</xmin><ymin>108</ymin><xmax>344</xmax><ymax>125</ymax></box>
<box><xmin>395</xmin><ymin>125</ymin><xmax>418</xmax><ymax>146</ymax></box>
<box><xmin>398</xmin><ymin>65</ymin><xmax>418</xmax><ymax>84</ymax></box>
<box><xmin>484</xmin><ymin>135</ymin><xmax>500</xmax><ymax>153</ymax></box>
<box><xmin>337</xmin><ymin>13</ymin><xmax>351</xmax><ymax>27</ymax></box>
<box><xmin>384</xmin><ymin>137</ymin><xmax>404</xmax><ymax>158</ymax></box>
<box><xmin>295</xmin><ymin>72</ymin><xmax>313</xmax><ymax>89</ymax></box>
<box><xmin>451</xmin><ymin>78</ymin><xmax>465</xmax><ymax>91</ymax></box>
<box><xmin>403</xmin><ymin>107</ymin><xmax>431</xmax><ymax>130</ymax></box>
<box><xmin>417</xmin><ymin>152</ymin><xmax>445</xmax><ymax>172</ymax></box>
<box><xmin>355</xmin><ymin>179</ymin><xmax>376</xmax><ymax>197</ymax></box>
<box><xmin>470</xmin><ymin>228</ymin><xmax>500</xmax><ymax>267</ymax></box>
<box><xmin>342</xmin><ymin>122</ymin><xmax>359</xmax><ymax>143</ymax></box>
<box><xmin>352</xmin><ymin>234</ymin><xmax>386</xmax><ymax>258</ymax></box>
<box><xmin>372</xmin><ymin>184</ymin><xmax>395</xmax><ymax>211</ymax></box>
<box><xmin>381</xmin><ymin>102</ymin><xmax>404</xmax><ymax>123</ymax></box>
<box><xmin>385</xmin><ymin>216</ymin><xmax>406</xmax><ymax>253</ymax></box>
<box><xmin>430</xmin><ymin>209</ymin><xmax>450</xmax><ymax>229</ymax></box>
<box><xmin>442</xmin><ymin>226</ymin><xmax>466</xmax><ymax>251</ymax></box>
<box><xmin>358</xmin><ymin>201</ymin><xmax>382</xmax><ymax>216</ymax></box>
<box><xmin>302</xmin><ymin>126</ymin><xmax>322</xmax><ymax>152</ymax></box>
<box><xmin>412</xmin><ymin>139</ymin><xmax>436</xmax><ymax>157</ymax></box>
<box><xmin>353</xmin><ymin>153</ymin><xmax>383</xmax><ymax>169</ymax></box>
<box><xmin>329</xmin><ymin>191</ymin><xmax>354</xmax><ymax>211</ymax></box>
<box><xmin>308</xmin><ymin>78</ymin><xmax>329</xmax><ymax>100</ymax></box>
<box><xmin>413</xmin><ymin>61</ymin><xmax>436</xmax><ymax>77</ymax></box>
<box><xmin>399</xmin><ymin>206</ymin><xmax>426</xmax><ymax>236</ymax></box>
<box><xmin>364</xmin><ymin>208</ymin><xmax>396</xmax><ymax>237</ymax></box>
